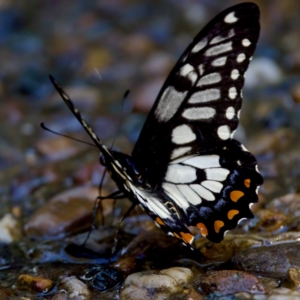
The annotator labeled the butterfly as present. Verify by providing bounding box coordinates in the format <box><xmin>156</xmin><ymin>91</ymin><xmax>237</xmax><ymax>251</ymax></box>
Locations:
<box><xmin>50</xmin><ymin>2</ymin><xmax>263</xmax><ymax>250</ymax></box>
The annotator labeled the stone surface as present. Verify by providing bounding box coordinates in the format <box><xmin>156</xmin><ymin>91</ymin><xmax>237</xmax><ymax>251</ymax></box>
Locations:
<box><xmin>232</xmin><ymin>242</ymin><xmax>300</xmax><ymax>278</ymax></box>
<box><xmin>199</xmin><ymin>270</ymin><xmax>265</xmax><ymax>295</ymax></box>
<box><xmin>24</xmin><ymin>186</ymin><xmax>101</xmax><ymax>237</ymax></box>
<box><xmin>120</xmin><ymin>267</ymin><xmax>192</xmax><ymax>300</ymax></box>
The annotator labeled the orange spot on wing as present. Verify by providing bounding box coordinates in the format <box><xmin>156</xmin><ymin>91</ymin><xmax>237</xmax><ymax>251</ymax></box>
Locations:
<box><xmin>174</xmin><ymin>232</ymin><xmax>180</xmax><ymax>239</ymax></box>
<box><xmin>227</xmin><ymin>209</ymin><xmax>239</xmax><ymax>220</ymax></box>
<box><xmin>180</xmin><ymin>232</ymin><xmax>194</xmax><ymax>244</ymax></box>
<box><xmin>155</xmin><ymin>217</ymin><xmax>165</xmax><ymax>226</ymax></box>
<box><xmin>196</xmin><ymin>223</ymin><xmax>208</xmax><ymax>236</ymax></box>
<box><xmin>244</xmin><ymin>179</ymin><xmax>251</xmax><ymax>188</ymax></box>
<box><xmin>230</xmin><ymin>190</ymin><xmax>244</xmax><ymax>202</ymax></box>
<box><xmin>214</xmin><ymin>220</ymin><xmax>224</xmax><ymax>233</ymax></box>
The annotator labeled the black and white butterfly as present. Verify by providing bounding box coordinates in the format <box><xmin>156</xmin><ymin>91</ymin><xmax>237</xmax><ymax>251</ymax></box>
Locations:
<box><xmin>50</xmin><ymin>2</ymin><xmax>263</xmax><ymax>250</ymax></box>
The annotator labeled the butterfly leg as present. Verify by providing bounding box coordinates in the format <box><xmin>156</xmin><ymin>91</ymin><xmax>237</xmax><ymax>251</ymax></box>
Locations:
<box><xmin>111</xmin><ymin>202</ymin><xmax>136</xmax><ymax>255</ymax></box>
<box><xmin>81</xmin><ymin>190</ymin><xmax>126</xmax><ymax>246</ymax></box>
<box><xmin>95</xmin><ymin>190</ymin><xmax>126</xmax><ymax>226</ymax></box>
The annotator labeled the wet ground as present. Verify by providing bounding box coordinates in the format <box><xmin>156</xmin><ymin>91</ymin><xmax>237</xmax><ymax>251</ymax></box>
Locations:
<box><xmin>1</xmin><ymin>0</ymin><xmax>300</xmax><ymax>299</ymax></box>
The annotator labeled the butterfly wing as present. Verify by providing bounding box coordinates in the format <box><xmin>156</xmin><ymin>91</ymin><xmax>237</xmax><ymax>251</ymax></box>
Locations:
<box><xmin>131</xmin><ymin>3</ymin><xmax>262</xmax><ymax>244</ymax></box>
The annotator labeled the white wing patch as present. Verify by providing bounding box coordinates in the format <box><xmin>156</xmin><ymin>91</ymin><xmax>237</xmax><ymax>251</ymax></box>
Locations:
<box><xmin>226</xmin><ymin>106</ymin><xmax>235</xmax><ymax>119</ymax></box>
<box><xmin>205</xmin><ymin>41</ymin><xmax>232</xmax><ymax>56</ymax></box>
<box><xmin>182</xmin><ymin>107</ymin><xmax>216</xmax><ymax>120</ymax></box>
<box><xmin>242</xmin><ymin>38</ymin><xmax>251</xmax><ymax>47</ymax></box>
<box><xmin>224</xmin><ymin>11</ymin><xmax>238</xmax><ymax>23</ymax></box>
<box><xmin>197</xmin><ymin>73</ymin><xmax>221</xmax><ymax>86</ymax></box>
<box><xmin>212</xmin><ymin>56</ymin><xmax>227</xmax><ymax>67</ymax></box>
<box><xmin>166</xmin><ymin>164</ymin><xmax>197</xmax><ymax>184</ymax></box>
<box><xmin>231</xmin><ymin>69</ymin><xmax>240</xmax><ymax>80</ymax></box>
<box><xmin>147</xmin><ymin>197</ymin><xmax>172</xmax><ymax>219</ymax></box>
<box><xmin>129</xmin><ymin>182</ymin><xmax>171</xmax><ymax>219</ymax></box>
<box><xmin>163</xmin><ymin>183</ymin><xmax>190</xmax><ymax>210</ymax></box>
<box><xmin>217</xmin><ymin>125</ymin><xmax>231</xmax><ymax>140</ymax></box>
<box><xmin>179</xmin><ymin>64</ymin><xmax>198</xmax><ymax>85</ymax></box>
<box><xmin>171</xmin><ymin>146</ymin><xmax>192</xmax><ymax>160</ymax></box>
<box><xmin>172</xmin><ymin>124</ymin><xmax>196</xmax><ymax>145</ymax></box>
<box><xmin>182</xmin><ymin>155</ymin><xmax>220</xmax><ymax>169</ymax></box>
<box><xmin>155</xmin><ymin>87</ymin><xmax>187</xmax><ymax>122</ymax></box>
<box><xmin>191</xmin><ymin>184</ymin><xmax>215</xmax><ymax>201</ymax></box>
<box><xmin>163</xmin><ymin>153</ymin><xmax>230</xmax><ymax>210</ymax></box>
<box><xmin>210</xmin><ymin>29</ymin><xmax>235</xmax><ymax>45</ymax></box>
<box><xmin>228</xmin><ymin>87</ymin><xmax>238</xmax><ymax>99</ymax></box>
<box><xmin>201</xmin><ymin>180</ymin><xmax>223</xmax><ymax>193</ymax></box>
<box><xmin>177</xmin><ymin>184</ymin><xmax>202</xmax><ymax>205</ymax></box>
<box><xmin>188</xmin><ymin>89</ymin><xmax>220</xmax><ymax>103</ymax></box>
<box><xmin>205</xmin><ymin>168</ymin><xmax>230</xmax><ymax>181</ymax></box>
<box><xmin>237</xmin><ymin>53</ymin><xmax>246</xmax><ymax>63</ymax></box>
<box><xmin>191</xmin><ymin>38</ymin><xmax>208</xmax><ymax>53</ymax></box>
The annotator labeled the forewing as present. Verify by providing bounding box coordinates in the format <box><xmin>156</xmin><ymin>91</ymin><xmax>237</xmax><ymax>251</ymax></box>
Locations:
<box><xmin>132</xmin><ymin>3</ymin><xmax>260</xmax><ymax>182</ymax></box>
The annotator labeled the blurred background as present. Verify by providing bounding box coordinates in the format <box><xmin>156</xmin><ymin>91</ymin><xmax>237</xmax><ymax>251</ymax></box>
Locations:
<box><xmin>1</xmin><ymin>0</ymin><xmax>300</xmax><ymax>246</ymax></box>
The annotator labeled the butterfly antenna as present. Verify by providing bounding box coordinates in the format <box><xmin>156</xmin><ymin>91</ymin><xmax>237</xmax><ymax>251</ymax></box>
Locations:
<box><xmin>40</xmin><ymin>123</ymin><xmax>97</xmax><ymax>147</ymax></box>
<box><xmin>49</xmin><ymin>75</ymin><xmax>112</xmax><ymax>159</ymax></box>
<box><xmin>110</xmin><ymin>90</ymin><xmax>130</xmax><ymax>150</ymax></box>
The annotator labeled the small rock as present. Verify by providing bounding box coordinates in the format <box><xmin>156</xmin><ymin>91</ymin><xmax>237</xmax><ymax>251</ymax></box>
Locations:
<box><xmin>291</xmin><ymin>84</ymin><xmax>300</xmax><ymax>104</ymax></box>
<box><xmin>266</xmin><ymin>193</ymin><xmax>300</xmax><ymax>231</ymax></box>
<box><xmin>0</xmin><ymin>288</ymin><xmax>10</xmax><ymax>299</ymax></box>
<box><xmin>199</xmin><ymin>270</ymin><xmax>265</xmax><ymax>295</ymax></box>
<box><xmin>253</xmin><ymin>209</ymin><xmax>286</xmax><ymax>232</ymax></box>
<box><xmin>267</xmin><ymin>193</ymin><xmax>300</xmax><ymax>218</ymax></box>
<box><xmin>120</xmin><ymin>267</ymin><xmax>192</xmax><ymax>300</ymax></box>
<box><xmin>16</xmin><ymin>274</ymin><xmax>54</xmax><ymax>293</ymax></box>
<box><xmin>24</xmin><ymin>186</ymin><xmax>102</xmax><ymax>237</ymax></box>
<box><xmin>195</xmin><ymin>233</ymin><xmax>260</xmax><ymax>264</ymax></box>
<box><xmin>282</xmin><ymin>268</ymin><xmax>300</xmax><ymax>289</ymax></box>
<box><xmin>232</xmin><ymin>242</ymin><xmax>300</xmax><ymax>278</ymax></box>
<box><xmin>265</xmin><ymin>287</ymin><xmax>300</xmax><ymax>299</ymax></box>
<box><xmin>60</xmin><ymin>276</ymin><xmax>90</xmax><ymax>300</ymax></box>
<box><xmin>112</xmin><ymin>257</ymin><xmax>136</xmax><ymax>275</ymax></box>
<box><xmin>51</xmin><ymin>293</ymin><xmax>67</xmax><ymax>300</ymax></box>
<box><xmin>119</xmin><ymin>230</ymin><xmax>189</xmax><ymax>270</ymax></box>
<box><xmin>0</xmin><ymin>213</ymin><xmax>21</xmax><ymax>243</ymax></box>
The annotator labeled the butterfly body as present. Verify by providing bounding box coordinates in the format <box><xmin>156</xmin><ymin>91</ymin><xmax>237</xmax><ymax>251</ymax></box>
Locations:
<box><xmin>50</xmin><ymin>2</ymin><xmax>263</xmax><ymax>249</ymax></box>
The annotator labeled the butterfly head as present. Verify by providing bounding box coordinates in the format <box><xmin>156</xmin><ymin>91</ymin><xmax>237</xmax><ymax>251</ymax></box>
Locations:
<box><xmin>100</xmin><ymin>151</ymin><xmax>145</xmax><ymax>187</ymax></box>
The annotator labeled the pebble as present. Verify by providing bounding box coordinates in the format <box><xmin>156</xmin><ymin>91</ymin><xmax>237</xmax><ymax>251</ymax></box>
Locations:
<box><xmin>60</xmin><ymin>276</ymin><xmax>90</xmax><ymax>300</ymax></box>
<box><xmin>282</xmin><ymin>268</ymin><xmax>300</xmax><ymax>289</ymax></box>
<box><xmin>199</xmin><ymin>270</ymin><xmax>265</xmax><ymax>295</ymax></box>
<box><xmin>120</xmin><ymin>267</ymin><xmax>192</xmax><ymax>300</ymax></box>
<box><xmin>24</xmin><ymin>186</ymin><xmax>101</xmax><ymax>237</ymax></box>
<box><xmin>0</xmin><ymin>213</ymin><xmax>21</xmax><ymax>243</ymax></box>
<box><xmin>290</xmin><ymin>84</ymin><xmax>300</xmax><ymax>103</ymax></box>
<box><xmin>232</xmin><ymin>242</ymin><xmax>300</xmax><ymax>278</ymax></box>
<box><xmin>15</xmin><ymin>274</ymin><xmax>54</xmax><ymax>293</ymax></box>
